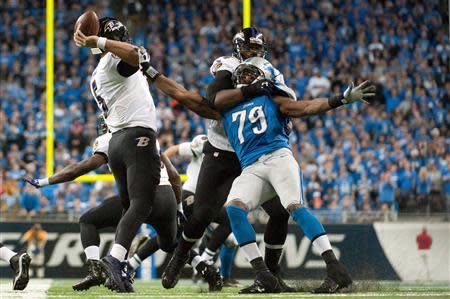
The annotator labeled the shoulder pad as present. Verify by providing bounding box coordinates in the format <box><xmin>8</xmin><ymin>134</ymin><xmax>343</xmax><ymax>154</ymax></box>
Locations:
<box><xmin>210</xmin><ymin>56</ymin><xmax>240</xmax><ymax>76</ymax></box>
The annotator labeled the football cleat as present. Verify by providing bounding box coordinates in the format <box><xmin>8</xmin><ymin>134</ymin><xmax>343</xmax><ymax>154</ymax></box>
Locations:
<box><xmin>10</xmin><ymin>252</ymin><xmax>31</xmax><ymax>290</ymax></box>
<box><xmin>121</xmin><ymin>262</ymin><xmax>135</xmax><ymax>293</ymax></box>
<box><xmin>100</xmin><ymin>255</ymin><xmax>128</xmax><ymax>293</ymax></box>
<box><xmin>195</xmin><ymin>261</ymin><xmax>223</xmax><ymax>292</ymax></box>
<box><xmin>73</xmin><ymin>259</ymin><xmax>107</xmax><ymax>291</ymax></box>
<box><xmin>239</xmin><ymin>270</ymin><xmax>281</xmax><ymax>294</ymax></box>
<box><xmin>161</xmin><ymin>248</ymin><xmax>189</xmax><ymax>289</ymax></box>
<box><xmin>312</xmin><ymin>262</ymin><xmax>353</xmax><ymax>293</ymax></box>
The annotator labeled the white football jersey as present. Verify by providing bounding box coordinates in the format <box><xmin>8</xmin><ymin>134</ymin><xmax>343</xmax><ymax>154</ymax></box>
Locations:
<box><xmin>90</xmin><ymin>52</ymin><xmax>157</xmax><ymax>133</ymax></box>
<box><xmin>207</xmin><ymin>56</ymin><xmax>241</xmax><ymax>152</ymax></box>
<box><xmin>178</xmin><ymin>135</ymin><xmax>207</xmax><ymax>193</ymax></box>
<box><xmin>92</xmin><ymin>134</ymin><xmax>169</xmax><ymax>185</ymax></box>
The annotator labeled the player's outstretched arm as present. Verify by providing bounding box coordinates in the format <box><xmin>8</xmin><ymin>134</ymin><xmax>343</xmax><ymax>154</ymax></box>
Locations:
<box><xmin>23</xmin><ymin>154</ymin><xmax>107</xmax><ymax>188</ymax></box>
<box><xmin>160</xmin><ymin>153</ymin><xmax>182</xmax><ymax>204</ymax></box>
<box><xmin>73</xmin><ymin>29</ymin><xmax>140</xmax><ymax>66</ymax></box>
<box><xmin>155</xmin><ymin>75</ymin><xmax>221</xmax><ymax>120</ymax></box>
<box><xmin>137</xmin><ymin>47</ymin><xmax>221</xmax><ymax>119</ymax></box>
<box><xmin>209</xmin><ymin>75</ymin><xmax>274</xmax><ymax>110</ymax></box>
<box><xmin>274</xmin><ymin>81</ymin><xmax>376</xmax><ymax>117</ymax></box>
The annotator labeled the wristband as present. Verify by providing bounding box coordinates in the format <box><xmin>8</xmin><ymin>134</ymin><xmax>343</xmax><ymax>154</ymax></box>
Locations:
<box><xmin>96</xmin><ymin>37</ymin><xmax>107</xmax><ymax>50</ymax></box>
<box><xmin>145</xmin><ymin>66</ymin><xmax>161</xmax><ymax>80</ymax></box>
<box><xmin>38</xmin><ymin>178</ymin><xmax>50</xmax><ymax>187</ymax></box>
<box><xmin>328</xmin><ymin>93</ymin><xmax>344</xmax><ymax>108</ymax></box>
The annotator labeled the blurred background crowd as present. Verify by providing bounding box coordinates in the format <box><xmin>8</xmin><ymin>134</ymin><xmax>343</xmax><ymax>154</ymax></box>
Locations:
<box><xmin>1</xmin><ymin>0</ymin><xmax>449</xmax><ymax>221</ymax></box>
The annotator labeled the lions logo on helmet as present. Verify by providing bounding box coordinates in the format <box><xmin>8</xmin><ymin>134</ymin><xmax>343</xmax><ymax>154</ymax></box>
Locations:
<box><xmin>190</xmin><ymin>135</ymin><xmax>207</xmax><ymax>158</ymax></box>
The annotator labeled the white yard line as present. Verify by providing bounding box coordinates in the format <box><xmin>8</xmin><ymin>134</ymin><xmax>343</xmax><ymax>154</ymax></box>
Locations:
<box><xmin>0</xmin><ymin>279</ymin><xmax>52</xmax><ymax>299</ymax></box>
<box><xmin>44</xmin><ymin>292</ymin><xmax>450</xmax><ymax>298</ymax></box>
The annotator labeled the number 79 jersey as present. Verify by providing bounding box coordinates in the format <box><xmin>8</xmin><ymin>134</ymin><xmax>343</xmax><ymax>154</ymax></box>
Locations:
<box><xmin>222</xmin><ymin>95</ymin><xmax>290</xmax><ymax>169</ymax></box>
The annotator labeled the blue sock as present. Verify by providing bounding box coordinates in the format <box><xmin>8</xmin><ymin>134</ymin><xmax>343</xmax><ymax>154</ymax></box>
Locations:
<box><xmin>219</xmin><ymin>245</ymin><xmax>236</xmax><ymax>278</ymax></box>
<box><xmin>226</xmin><ymin>205</ymin><xmax>256</xmax><ymax>246</ymax></box>
<box><xmin>291</xmin><ymin>207</ymin><xmax>325</xmax><ymax>240</ymax></box>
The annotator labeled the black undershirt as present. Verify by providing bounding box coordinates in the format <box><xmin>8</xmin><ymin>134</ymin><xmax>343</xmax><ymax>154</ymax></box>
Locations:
<box><xmin>205</xmin><ymin>70</ymin><xmax>234</xmax><ymax>107</ymax></box>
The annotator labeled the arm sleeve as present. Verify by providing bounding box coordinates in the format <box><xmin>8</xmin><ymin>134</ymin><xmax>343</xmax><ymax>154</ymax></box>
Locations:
<box><xmin>178</xmin><ymin>142</ymin><xmax>193</xmax><ymax>158</ymax></box>
<box><xmin>117</xmin><ymin>60</ymin><xmax>139</xmax><ymax>77</ymax></box>
<box><xmin>205</xmin><ymin>70</ymin><xmax>234</xmax><ymax>107</ymax></box>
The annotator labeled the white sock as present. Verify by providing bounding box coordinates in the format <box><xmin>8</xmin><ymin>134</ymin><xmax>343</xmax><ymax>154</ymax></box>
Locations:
<box><xmin>312</xmin><ymin>235</ymin><xmax>332</xmax><ymax>255</ymax></box>
<box><xmin>241</xmin><ymin>242</ymin><xmax>262</xmax><ymax>262</ymax></box>
<box><xmin>128</xmin><ymin>254</ymin><xmax>141</xmax><ymax>270</ymax></box>
<box><xmin>110</xmin><ymin>243</ymin><xmax>127</xmax><ymax>262</ymax></box>
<box><xmin>191</xmin><ymin>255</ymin><xmax>202</xmax><ymax>268</ymax></box>
<box><xmin>0</xmin><ymin>246</ymin><xmax>17</xmax><ymax>263</ymax></box>
<box><xmin>84</xmin><ymin>245</ymin><xmax>100</xmax><ymax>261</ymax></box>
<box><xmin>200</xmin><ymin>248</ymin><xmax>215</xmax><ymax>262</ymax></box>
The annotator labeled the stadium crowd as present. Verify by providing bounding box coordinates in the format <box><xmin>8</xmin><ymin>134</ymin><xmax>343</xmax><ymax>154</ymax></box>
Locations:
<box><xmin>1</xmin><ymin>0</ymin><xmax>449</xmax><ymax>220</ymax></box>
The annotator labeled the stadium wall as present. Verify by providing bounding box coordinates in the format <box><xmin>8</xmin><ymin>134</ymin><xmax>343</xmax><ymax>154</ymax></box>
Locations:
<box><xmin>0</xmin><ymin>222</ymin><xmax>448</xmax><ymax>281</ymax></box>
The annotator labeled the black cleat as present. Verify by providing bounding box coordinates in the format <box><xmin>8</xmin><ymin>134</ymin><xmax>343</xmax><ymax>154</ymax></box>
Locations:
<box><xmin>121</xmin><ymin>262</ymin><xmax>135</xmax><ymax>293</ymax></box>
<box><xmin>196</xmin><ymin>261</ymin><xmax>223</xmax><ymax>292</ymax></box>
<box><xmin>274</xmin><ymin>272</ymin><xmax>296</xmax><ymax>292</ymax></box>
<box><xmin>161</xmin><ymin>248</ymin><xmax>189</xmax><ymax>289</ymax></box>
<box><xmin>312</xmin><ymin>262</ymin><xmax>353</xmax><ymax>293</ymax></box>
<box><xmin>11</xmin><ymin>252</ymin><xmax>31</xmax><ymax>290</ymax></box>
<box><xmin>239</xmin><ymin>270</ymin><xmax>281</xmax><ymax>294</ymax></box>
<box><xmin>73</xmin><ymin>259</ymin><xmax>106</xmax><ymax>291</ymax></box>
<box><xmin>100</xmin><ymin>255</ymin><xmax>128</xmax><ymax>292</ymax></box>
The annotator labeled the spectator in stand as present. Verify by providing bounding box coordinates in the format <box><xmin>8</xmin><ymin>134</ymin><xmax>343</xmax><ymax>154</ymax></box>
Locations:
<box><xmin>428</xmin><ymin>163</ymin><xmax>444</xmax><ymax>212</ymax></box>
<box><xmin>19</xmin><ymin>185</ymin><xmax>40</xmax><ymax>216</ymax></box>
<box><xmin>416</xmin><ymin>167</ymin><xmax>432</xmax><ymax>212</ymax></box>
<box><xmin>378</xmin><ymin>172</ymin><xmax>397</xmax><ymax>210</ymax></box>
<box><xmin>397</xmin><ymin>159</ymin><xmax>416</xmax><ymax>211</ymax></box>
<box><xmin>306</xmin><ymin>67</ymin><xmax>331</xmax><ymax>98</ymax></box>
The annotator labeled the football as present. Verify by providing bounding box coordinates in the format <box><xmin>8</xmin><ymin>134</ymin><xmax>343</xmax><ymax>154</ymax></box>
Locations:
<box><xmin>74</xmin><ymin>10</ymin><xmax>99</xmax><ymax>36</ymax></box>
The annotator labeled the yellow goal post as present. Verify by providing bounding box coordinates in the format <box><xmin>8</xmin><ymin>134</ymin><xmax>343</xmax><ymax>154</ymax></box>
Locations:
<box><xmin>45</xmin><ymin>0</ymin><xmax>251</xmax><ymax>182</ymax></box>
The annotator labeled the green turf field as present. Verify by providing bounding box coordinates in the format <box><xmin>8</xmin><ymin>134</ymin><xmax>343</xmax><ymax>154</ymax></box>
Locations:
<box><xmin>1</xmin><ymin>279</ymin><xmax>449</xmax><ymax>299</ymax></box>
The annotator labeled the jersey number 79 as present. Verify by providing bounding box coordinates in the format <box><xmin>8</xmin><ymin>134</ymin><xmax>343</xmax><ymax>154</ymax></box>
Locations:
<box><xmin>232</xmin><ymin>106</ymin><xmax>268</xmax><ymax>144</ymax></box>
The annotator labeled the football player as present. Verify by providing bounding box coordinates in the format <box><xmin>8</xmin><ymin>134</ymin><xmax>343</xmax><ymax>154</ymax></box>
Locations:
<box><xmin>24</xmin><ymin>121</ymin><xmax>222</xmax><ymax>292</ymax></box>
<box><xmin>161</xmin><ymin>27</ymin><xmax>295</xmax><ymax>293</ymax></box>
<box><xmin>74</xmin><ymin>17</ymin><xmax>163</xmax><ymax>292</ymax></box>
<box><xmin>213</xmin><ymin>57</ymin><xmax>375</xmax><ymax>293</ymax></box>
<box><xmin>0</xmin><ymin>244</ymin><xmax>31</xmax><ymax>290</ymax></box>
<box><xmin>165</xmin><ymin>136</ymin><xmax>239</xmax><ymax>286</ymax></box>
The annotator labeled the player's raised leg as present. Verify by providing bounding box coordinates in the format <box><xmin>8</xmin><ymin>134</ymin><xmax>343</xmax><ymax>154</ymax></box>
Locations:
<box><xmin>0</xmin><ymin>242</ymin><xmax>31</xmax><ymax>290</ymax></box>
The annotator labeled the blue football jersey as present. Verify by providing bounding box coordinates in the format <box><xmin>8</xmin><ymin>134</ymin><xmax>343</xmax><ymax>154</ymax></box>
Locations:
<box><xmin>222</xmin><ymin>95</ymin><xmax>290</xmax><ymax>168</ymax></box>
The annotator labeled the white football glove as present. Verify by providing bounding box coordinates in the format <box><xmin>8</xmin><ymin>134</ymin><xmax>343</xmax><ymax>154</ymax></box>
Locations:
<box><xmin>138</xmin><ymin>46</ymin><xmax>160</xmax><ymax>80</ymax></box>
<box><xmin>342</xmin><ymin>80</ymin><xmax>376</xmax><ymax>104</ymax></box>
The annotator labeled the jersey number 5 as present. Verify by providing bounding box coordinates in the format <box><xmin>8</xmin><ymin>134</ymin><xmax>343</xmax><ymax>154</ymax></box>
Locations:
<box><xmin>91</xmin><ymin>80</ymin><xmax>109</xmax><ymax>118</ymax></box>
<box><xmin>232</xmin><ymin>106</ymin><xmax>268</xmax><ymax>144</ymax></box>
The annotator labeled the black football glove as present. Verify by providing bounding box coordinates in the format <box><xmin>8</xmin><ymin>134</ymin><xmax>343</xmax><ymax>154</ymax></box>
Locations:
<box><xmin>241</xmin><ymin>79</ymin><xmax>275</xmax><ymax>99</ymax></box>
